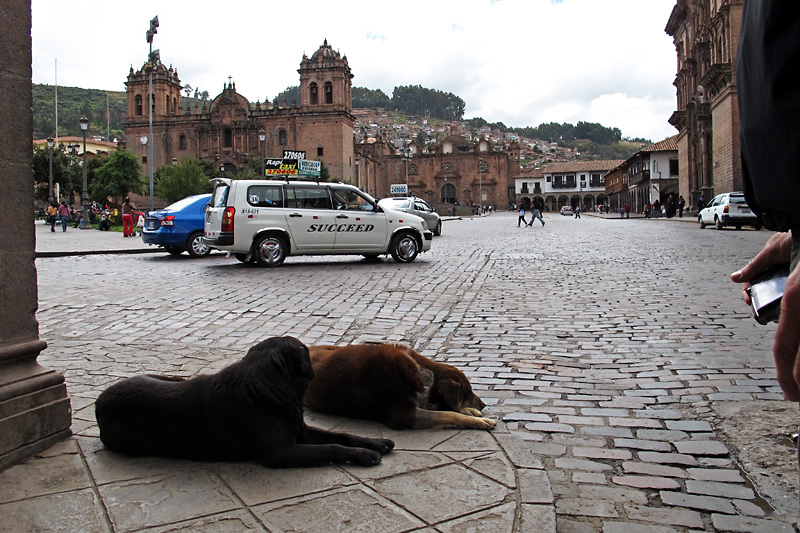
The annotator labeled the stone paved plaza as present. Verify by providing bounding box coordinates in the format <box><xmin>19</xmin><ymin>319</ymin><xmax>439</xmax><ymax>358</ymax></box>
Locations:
<box><xmin>5</xmin><ymin>211</ymin><xmax>799</xmax><ymax>531</ymax></box>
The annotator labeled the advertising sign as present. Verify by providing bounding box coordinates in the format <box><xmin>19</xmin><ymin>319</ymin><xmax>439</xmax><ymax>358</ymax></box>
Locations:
<box><xmin>299</xmin><ymin>159</ymin><xmax>321</xmax><ymax>177</ymax></box>
<box><xmin>390</xmin><ymin>184</ymin><xmax>408</xmax><ymax>195</ymax></box>
<box><xmin>264</xmin><ymin>158</ymin><xmax>299</xmax><ymax>175</ymax></box>
<box><xmin>283</xmin><ymin>150</ymin><xmax>306</xmax><ymax>160</ymax></box>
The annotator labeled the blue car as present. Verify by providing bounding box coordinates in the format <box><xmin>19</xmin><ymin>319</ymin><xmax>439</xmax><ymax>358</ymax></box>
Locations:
<box><xmin>142</xmin><ymin>194</ymin><xmax>212</xmax><ymax>257</ymax></box>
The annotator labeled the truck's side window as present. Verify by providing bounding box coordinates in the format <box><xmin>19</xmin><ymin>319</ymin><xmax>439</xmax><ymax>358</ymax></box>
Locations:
<box><xmin>247</xmin><ymin>185</ymin><xmax>284</xmax><ymax>208</ymax></box>
<box><xmin>286</xmin><ymin>187</ymin><xmax>332</xmax><ymax>209</ymax></box>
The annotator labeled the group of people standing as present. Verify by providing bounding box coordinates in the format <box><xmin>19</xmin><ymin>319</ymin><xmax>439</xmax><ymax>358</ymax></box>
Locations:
<box><xmin>46</xmin><ymin>201</ymin><xmax>74</xmax><ymax>232</ymax></box>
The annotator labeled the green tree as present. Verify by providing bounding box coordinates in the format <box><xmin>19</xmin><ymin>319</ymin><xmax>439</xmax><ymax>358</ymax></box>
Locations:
<box><xmin>352</xmin><ymin>87</ymin><xmax>391</xmax><ymax>108</ymax></box>
<box><xmin>154</xmin><ymin>157</ymin><xmax>211</xmax><ymax>203</ymax></box>
<box><xmin>90</xmin><ymin>150</ymin><xmax>145</xmax><ymax>203</ymax></box>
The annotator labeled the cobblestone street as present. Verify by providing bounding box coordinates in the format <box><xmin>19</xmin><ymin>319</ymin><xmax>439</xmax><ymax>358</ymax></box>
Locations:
<box><xmin>30</xmin><ymin>211</ymin><xmax>799</xmax><ymax>531</ymax></box>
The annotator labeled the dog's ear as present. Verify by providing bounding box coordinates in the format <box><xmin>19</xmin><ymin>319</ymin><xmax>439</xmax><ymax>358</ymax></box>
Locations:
<box><xmin>247</xmin><ymin>337</ymin><xmax>313</xmax><ymax>381</ymax></box>
<box><xmin>435</xmin><ymin>379</ymin><xmax>462</xmax><ymax>410</ymax></box>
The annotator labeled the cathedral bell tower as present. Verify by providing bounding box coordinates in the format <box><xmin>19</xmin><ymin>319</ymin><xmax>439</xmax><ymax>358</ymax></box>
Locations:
<box><xmin>124</xmin><ymin>61</ymin><xmax>183</xmax><ymax>124</ymax></box>
<box><xmin>298</xmin><ymin>39</ymin><xmax>353</xmax><ymax>112</ymax></box>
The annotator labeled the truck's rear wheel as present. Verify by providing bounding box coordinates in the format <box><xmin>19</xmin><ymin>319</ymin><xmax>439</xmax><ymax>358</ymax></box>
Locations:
<box><xmin>253</xmin><ymin>234</ymin><xmax>288</xmax><ymax>267</ymax></box>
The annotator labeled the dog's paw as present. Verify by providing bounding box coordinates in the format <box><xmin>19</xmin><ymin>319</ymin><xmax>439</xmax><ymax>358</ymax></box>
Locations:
<box><xmin>374</xmin><ymin>438</ymin><xmax>395</xmax><ymax>455</ymax></box>
<box><xmin>473</xmin><ymin>417</ymin><xmax>496</xmax><ymax>430</ymax></box>
<box><xmin>351</xmin><ymin>449</ymin><xmax>383</xmax><ymax>466</ymax></box>
<box><xmin>460</xmin><ymin>407</ymin><xmax>483</xmax><ymax>417</ymax></box>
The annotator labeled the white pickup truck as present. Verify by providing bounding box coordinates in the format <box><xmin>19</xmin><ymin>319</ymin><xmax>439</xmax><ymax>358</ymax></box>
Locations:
<box><xmin>204</xmin><ymin>178</ymin><xmax>433</xmax><ymax>267</ymax></box>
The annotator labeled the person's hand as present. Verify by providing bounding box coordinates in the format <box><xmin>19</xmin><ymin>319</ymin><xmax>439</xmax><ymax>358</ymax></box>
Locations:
<box><xmin>730</xmin><ymin>232</ymin><xmax>793</xmax><ymax>304</ymax></box>
<box><xmin>731</xmin><ymin>231</ymin><xmax>799</xmax><ymax>400</ymax></box>
<box><xmin>774</xmin><ymin>266</ymin><xmax>800</xmax><ymax>400</ymax></box>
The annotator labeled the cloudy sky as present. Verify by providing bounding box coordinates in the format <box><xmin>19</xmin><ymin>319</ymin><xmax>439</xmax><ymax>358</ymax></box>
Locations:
<box><xmin>32</xmin><ymin>0</ymin><xmax>679</xmax><ymax>142</ymax></box>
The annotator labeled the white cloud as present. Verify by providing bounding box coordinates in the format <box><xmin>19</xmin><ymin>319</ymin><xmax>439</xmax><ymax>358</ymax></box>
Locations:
<box><xmin>32</xmin><ymin>0</ymin><xmax>678</xmax><ymax>141</ymax></box>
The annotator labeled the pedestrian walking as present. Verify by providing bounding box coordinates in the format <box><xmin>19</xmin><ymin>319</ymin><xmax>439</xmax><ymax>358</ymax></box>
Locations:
<box><xmin>47</xmin><ymin>202</ymin><xmax>58</xmax><ymax>232</ymax></box>
<box><xmin>678</xmin><ymin>196</ymin><xmax>686</xmax><ymax>217</ymax></box>
<box><xmin>121</xmin><ymin>197</ymin><xmax>135</xmax><ymax>237</ymax></box>
<box><xmin>57</xmin><ymin>202</ymin><xmax>70</xmax><ymax>232</ymax></box>
<box><xmin>518</xmin><ymin>206</ymin><xmax>527</xmax><ymax>227</ymax></box>
<box><xmin>574</xmin><ymin>205</ymin><xmax>581</xmax><ymax>219</ymax></box>
<box><xmin>528</xmin><ymin>197</ymin><xmax>545</xmax><ymax>227</ymax></box>
<box><xmin>625</xmin><ymin>203</ymin><xmax>631</xmax><ymax>219</ymax></box>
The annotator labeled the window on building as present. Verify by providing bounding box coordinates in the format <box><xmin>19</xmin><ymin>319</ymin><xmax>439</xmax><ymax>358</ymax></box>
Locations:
<box><xmin>165</xmin><ymin>95</ymin><xmax>170</xmax><ymax>115</ymax></box>
<box><xmin>310</xmin><ymin>83</ymin><xmax>318</xmax><ymax>105</ymax></box>
<box><xmin>324</xmin><ymin>82</ymin><xmax>333</xmax><ymax>104</ymax></box>
<box><xmin>223</xmin><ymin>128</ymin><xmax>233</xmax><ymax>148</ymax></box>
<box><xmin>135</xmin><ymin>95</ymin><xmax>143</xmax><ymax>116</ymax></box>
<box><xmin>670</xmin><ymin>159</ymin><xmax>679</xmax><ymax>177</ymax></box>
<box><xmin>279</xmin><ymin>129</ymin><xmax>287</xmax><ymax>145</ymax></box>
<box><xmin>179</xmin><ymin>135</ymin><xmax>187</xmax><ymax>150</ymax></box>
<box><xmin>409</xmin><ymin>164</ymin><xmax>418</xmax><ymax>175</ymax></box>
<box><xmin>590</xmin><ymin>173</ymin><xmax>602</xmax><ymax>187</ymax></box>
<box><xmin>317</xmin><ymin>147</ymin><xmax>324</xmax><ymax>156</ymax></box>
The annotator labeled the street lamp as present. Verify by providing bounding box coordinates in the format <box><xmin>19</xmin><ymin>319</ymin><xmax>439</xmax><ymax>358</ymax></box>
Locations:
<box><xmin>402</xmin><ymin>141</ymin><xmax>411</xmax><ymax>193</ymax></box>
<box><xmin>258</xmin><ymin>128</ymin><xmax>266</xmax><ymax>177</ymax></box>
<box><xmin>478</xmin><ymin>157</ymin><xmax>483</xmax><ymax>212</ymax></box>
<box><xmin>47</xmin><ymin>137</ymin><xmax>54</xmax><ymax>203</ymax></box>
<box><xmin>146</xmin><ymin>15</ymin><xmax>159</xmax><ymax>212</ymax></box>
<box><xmin>79</xmin><ymin>116</ymin><xmax>90</xmax><ymax>229</ymax></box>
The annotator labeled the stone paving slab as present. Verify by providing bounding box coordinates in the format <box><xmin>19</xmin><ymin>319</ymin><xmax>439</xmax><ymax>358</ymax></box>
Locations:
<box><xmin>1</xmin><ymin>339</ymin><xmax>544</xmax><ymax>533</ymax></box>
<box><xmin>22</xmin><ymin>211</ymin><xmax>800</xmax><ymax>531</ymax></box>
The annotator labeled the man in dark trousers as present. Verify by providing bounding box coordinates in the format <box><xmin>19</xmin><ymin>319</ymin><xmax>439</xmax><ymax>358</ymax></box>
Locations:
<box><xmin>731</xmin><ymin>0</ymin><xmax>800</xmax><ymax>491</ymax></box>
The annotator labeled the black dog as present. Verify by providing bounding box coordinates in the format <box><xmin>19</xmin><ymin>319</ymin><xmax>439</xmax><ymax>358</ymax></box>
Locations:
<box><xmin>95</xmin><ymin>336</ymin><xmax>394</xmax><ymax>468</ymax></box>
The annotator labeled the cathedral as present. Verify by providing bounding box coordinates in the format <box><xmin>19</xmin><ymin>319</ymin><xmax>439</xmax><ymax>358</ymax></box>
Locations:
<box><xmin>124</xmin><ymin>39</ymin><xmax>518</xmax><ymax>210</ymax></box>
<box><xmin>124</xmin><ymin>40</ymin><xmax>356</xmax><ymax>183</ymax></box>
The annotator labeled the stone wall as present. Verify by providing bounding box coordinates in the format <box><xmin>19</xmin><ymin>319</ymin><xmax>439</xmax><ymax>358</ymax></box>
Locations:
<box><xmin>0</xmin><ymin>0</ymin><xmax>71</xmax><ymax>471</ymax></box>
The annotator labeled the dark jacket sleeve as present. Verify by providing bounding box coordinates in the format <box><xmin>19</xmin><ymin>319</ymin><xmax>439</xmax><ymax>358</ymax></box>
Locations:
<box><xmin>737</xmin><ymin>0</ymin><xmax>800</xmax><ymax>232</ymax></box>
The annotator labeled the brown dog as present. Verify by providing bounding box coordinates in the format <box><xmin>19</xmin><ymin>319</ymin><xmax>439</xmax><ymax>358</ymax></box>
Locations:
<box><xmin>305</xmin><ymin>343</ymin><xmax>495</xmax><ymax>430</ymax></box>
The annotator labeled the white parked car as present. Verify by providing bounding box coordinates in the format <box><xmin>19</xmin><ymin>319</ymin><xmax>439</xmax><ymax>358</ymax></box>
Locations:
<box><xmin>698</xmin><ymin>192</ymin><xmax>761</xmax><ymax>230</ymax></box>
<box><xmin>203</xmin><ymin>179</ymin><xmax>433</xmax><ymax>266</ymax></box>
<box><xmin>378</xmin><ymin>197</ymin><xmax>442</xmax><ymax>236</ymax></box>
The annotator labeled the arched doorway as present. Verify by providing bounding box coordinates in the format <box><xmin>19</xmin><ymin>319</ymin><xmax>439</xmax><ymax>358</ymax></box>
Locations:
<box><xmin>441</xmin><ymin>183</ymin><xmax>457</xmax><ymax>204</ymax></box>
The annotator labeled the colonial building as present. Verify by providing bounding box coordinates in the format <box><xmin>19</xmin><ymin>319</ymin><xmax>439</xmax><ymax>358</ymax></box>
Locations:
<box><xmin>665</xmin><ymin>0</ymin><xmax>743</xmax><ymax>211</ymax></box>
<box><xmin>515</xmin><ymin>160</ymin><xmax>620</xmax><ymax>212</ymax></box>
<box><xmin>356</xmin><ymin>135</ymin><xmax>520</xmax><ymax>210</ymax></box>
<box><xmin>605</xmin><ymin>136</ymin><xmax>679</xmax><ymax>214</ymax></box>
<box><xmin>123</xmin><ymin>40</ymin><xmax>356</xmax><ymax>183</ymax></box>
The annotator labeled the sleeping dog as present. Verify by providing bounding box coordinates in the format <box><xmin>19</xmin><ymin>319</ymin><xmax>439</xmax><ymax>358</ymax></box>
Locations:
<box><xmin>95</xmin><ymin>336</ymin><xmax>394</xmax><ymax>467</ymax></box>
<box><xmin>305</xmin><ymin>343</ymin><xmax>495</xmax><ymax>430</ymax></box>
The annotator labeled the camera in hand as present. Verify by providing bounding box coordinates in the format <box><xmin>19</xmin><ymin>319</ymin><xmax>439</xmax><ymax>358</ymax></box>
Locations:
<box><xmin>747</xmin><ymin>263</ymin><xmax>790</xmax><ymax>325</ymax></box>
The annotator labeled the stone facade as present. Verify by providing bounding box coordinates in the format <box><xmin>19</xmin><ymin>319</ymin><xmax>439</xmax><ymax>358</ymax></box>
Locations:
<box><xmin>357</xmin><ymin>136</ymin><xmax>520</xmax><ymax>211</ymax></box>
<box><xmin>124</xmin><ymin>40</ymin><xmax>356</xmax><ymax>183</ymax></box>
<box><xmin>666</xmin><ymin>0</ymin><xmax>743</xmax><ymax>211</ymax></box>
<box><xmin>1</xmin><ymin>0</ymin><xmax>71</xmax><ymax>471</ymax></box>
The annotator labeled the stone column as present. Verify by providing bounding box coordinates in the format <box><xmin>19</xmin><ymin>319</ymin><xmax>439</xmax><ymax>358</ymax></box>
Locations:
<box><xmin>0</xmin><ymin>0</ymin><xmax>71</xmax><ymax>471</ymax></box>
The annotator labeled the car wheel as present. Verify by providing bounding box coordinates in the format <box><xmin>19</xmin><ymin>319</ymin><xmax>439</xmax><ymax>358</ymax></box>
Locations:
<box><xmin>165</xmin><ymin>246</ymin><xmax>184</xmax><ymax>256</ymax></box>
<box><xmin>186</xmin><ymin>231</ymin><xmax>211</xmax><ymax>258</ymax></box>
<box><xmin>433</xmin><ymin>220</ymin><xmax>442</xmax><ymax>236</ymax></box>
<box><xmin>390</xmin><ymin>232</ymin><xmax>419</xmax><ymax>263</ymax></box>
<box><xmin>698</xmin><ymin>216</ymin><xmax>705</xmax><ymax>229</ymax></box>
<box><xmin>253</xmin><ymin>233</ymin><xmax>288</xmax><ymax>267</ymax></box>
<box><xmin>715</xmin><ymin>216</ymin><xmax>723</xmax><ymax>230</ymax></box>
